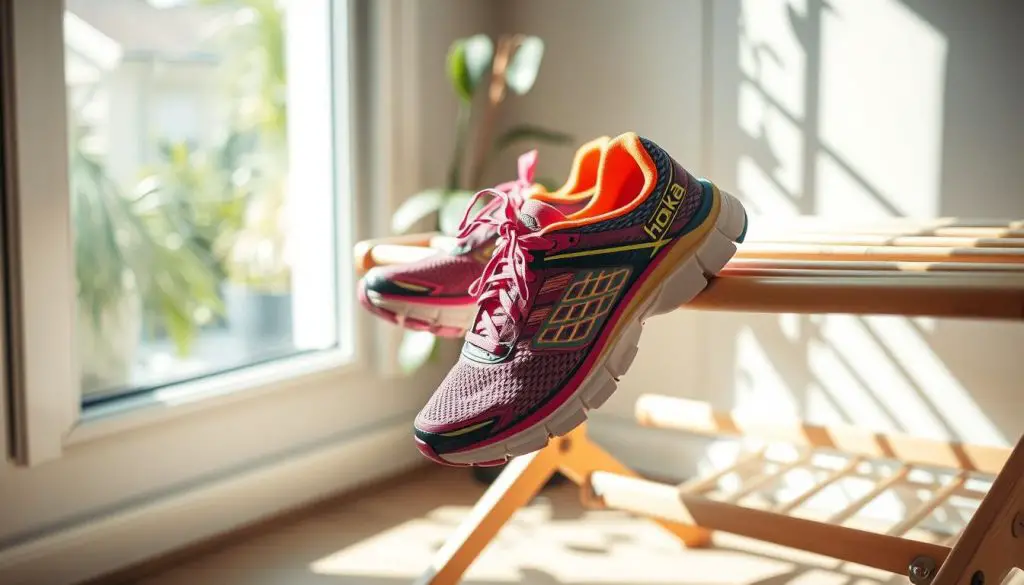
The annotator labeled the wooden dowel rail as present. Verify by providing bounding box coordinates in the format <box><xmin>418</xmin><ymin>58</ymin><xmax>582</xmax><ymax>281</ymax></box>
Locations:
<box><xmin>634</xmin><ymin>396</ymin><xmax>1012</xmax><ymax>475</ymax></box>
<box><xmin>741</xmin><ymin>234</ymin><xmax>1024</xmax><ymax>249</ymax></box>
<box><xmin>735</xmin><ymin>243</ymin><xmax>1024</xmax><ymax>264</ymax></box>
<box><xmin>723</xmin><ymin>259</ymin><xmax>1024</xmax><ymax>273</ymax></box>
<box><xmin>353</xmin><ymin>232</ymin><xmax>440</xmax><ymax>273</ymax></box>
<box><xmin>720</xmin><ymin>451</ymin><xmax>813</xmax><ymax>504</ymax></box>
<box><xmin>356</xmin><ymin>242</ymin><xmax>1024</xmax><ymax>275</ymax></box>
<box><xmin>716</xmin><ymin>452</ymin><xmax>992</xmax><ymax>515</ymax></box>
<box><xmin>353</xmin><ymin>238</ymin><xmax>1024</xmax><ymax>321</ymax></box>
<box><xmin>424</xmin><ymin>222</ymin><xmax>1024</xmax><ymax>255</ymax></box>
<box><xmin>774</xmin><ymin>455</ymin><xmax>864</xmax><ymax>514</ymax></box>
<box><xmin>686</xmin><ymin>450</ymin><xmax>991</xmax><ymax>511</ymax></box>
<box><xmin>414</xmin><ymin>217</ymin><xmax>1024</xmax><ymax>241</ymax></box>
<box><xmin>679</xmin><ymin>447</ymin><xmax>767</xmax><ymax>495</ymax></box>
<box><xmin>827</xmin><ymin>466</ymin><xmax>913</xmax><ymax>525</ymax></box>
<box><xmin>855</xmin><ymin>469</ymin><xmax>991</xmax><ymax>502</ymax></box>
<box><xmin>586</xmin><ymin>470</ymin><xmax>950</xmax><ymax>576</ymax></box>
<box><xmin>887</xmin><ymin>473</ymin><xmax>969</xmax><ymax>537</ymax></box>
<box><xmin>689</xmin><ymin>271</ymin><xmax>1024</xmax><ymax>320</ymax></box>
<box><xmin>363</xmin><ymin>243</ymin><xmax>438</xmax><ymax>268</ymax></box>
<box><xmin>749</xmin><ymin>217</ymin><xmax>1024</xmax><ymax>239</ymax></box>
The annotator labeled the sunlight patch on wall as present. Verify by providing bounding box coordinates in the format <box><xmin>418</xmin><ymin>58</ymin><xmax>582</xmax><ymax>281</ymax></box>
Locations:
<box><xmin>738</xmin><ymin>0</ymin><xmax>808</xmax><ymax>120</ymax></box>
<box><xmin>807</xmin><ymin>337</ymin><xmax>897</xmax><ymax>430</ymax></box>
<box><xmin>740</xmin><ymin>81</ymin><xmax>807</xmax><ymax>198</ymax></box>
<box><xmin>805</xmin><ymin>381</ymin><xmax>847</xmax><ymax>425</ymax></box>
<box><xmin>861</xmin><ymin>316</ymin><xmax>1007</xmax><ymax>445</ymax></box>
<box><xmin>819</xmin><ymin>315</ymin><xmax>950</xmax><ymax>439</ymax></box>
<box><xmin>778</xmin><ymin>313</ymin><xmax>802</xmax><ymax>343</ymax></box>
<box><xmin>737</xmin><ymin>155</ymin><xmax>801</xmax><ymax>218</ymax></box>
<box><xmin>734</xmin><ymin>326</ymin><xmax>800</xmax><ymax>418</ymax></box>
<box><xmin>818</xmin><ymin>0</ymin><xmax>948</xmax><ymax>218</ymax></box>
<box><xmin>815</xmin><ymin>151</ymin><xmax>904</xmax><ymax>219</ymax></box>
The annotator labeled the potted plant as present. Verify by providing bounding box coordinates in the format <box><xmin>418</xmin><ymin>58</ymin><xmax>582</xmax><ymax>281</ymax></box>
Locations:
<box><xmin>390</xmin><ymin>33</ymin><xmax>575</xmax><ymax>374</ymax></box>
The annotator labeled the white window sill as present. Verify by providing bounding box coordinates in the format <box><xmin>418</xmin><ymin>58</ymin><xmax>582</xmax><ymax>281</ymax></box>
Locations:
<box><xmin>68</xmin><ymin>347</ymin><xmax>363</xmax><ymax>447</ymax></box>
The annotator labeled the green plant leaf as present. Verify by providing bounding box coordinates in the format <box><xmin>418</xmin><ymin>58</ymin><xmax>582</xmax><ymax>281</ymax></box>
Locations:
<box><xmin>463</xmin><ymin>34</ymin><xmax>494</xmax><ymax>92</ymax></box>
<box><xmin>447</xmin><ymin>35</ymin><xmax>494</xmax><ymax>102</ymax></box>
<box><xmin>505</xmin><ymin>36</ymin><xmax>544</xmax><ymax>95</ymax></box>
<box><xmin>492</xmin><ymin>124</ymin><xmax>575</xmax><ymax>156</ymax></box>
<box><xmin>446</xmin><ymin>39</ymin><xmax>471</xmax><ymax>101</ymax></box>
<box><xmin>391</xmin><ymin>189</ymin><xmax>446</xmax><ymax>234</ymax></box>
<box><xmin>397</xmin><ymin>330</ymin><xmax>438</xmax><ymax>374</ymax></box>
<box><xmin>438</xmin><ymin>190</ymin><xmax>477</xmax><ymax>236</ymax></box>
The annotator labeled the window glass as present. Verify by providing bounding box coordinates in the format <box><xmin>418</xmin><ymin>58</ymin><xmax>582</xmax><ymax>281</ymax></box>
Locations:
<box><xmin>65</xmin><ymin>0</ymin><xmax>339</xmax><ymax>404</ymax></box>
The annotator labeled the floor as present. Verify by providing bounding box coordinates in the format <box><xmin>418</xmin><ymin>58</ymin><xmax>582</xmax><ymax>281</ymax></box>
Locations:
<box><xmin>135</xmin><ymin>467</ymin><xmax>906</xmax><ymax>585</ymax></box>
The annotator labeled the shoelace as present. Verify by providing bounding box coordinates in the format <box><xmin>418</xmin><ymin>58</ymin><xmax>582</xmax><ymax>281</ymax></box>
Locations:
<box><xmin>456</xmin><ymin>150</ymin><xmax>537</xmax><ymax>241</ymax></box>
<box><xmin>455</xmin><ymin>151</ymin><xmax>553</xmax><ymax>355</ymax></box>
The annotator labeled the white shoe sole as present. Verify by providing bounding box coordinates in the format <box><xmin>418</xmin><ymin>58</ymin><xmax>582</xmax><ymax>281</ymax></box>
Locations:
<box><xmin>364</xmin><ymin>291</ymin><xmax>477</xmax><ymax>334</ymax></box>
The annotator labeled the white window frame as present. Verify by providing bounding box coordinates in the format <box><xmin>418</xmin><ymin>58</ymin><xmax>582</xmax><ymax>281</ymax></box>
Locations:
<box><xmin>0</xmin><ymin>1</ymin><xmax>438</xmax><ymax>582</ymax></box>
<box><xmin>2</xmin><ymin>0</ymin><xmax>371</xmax><ymax>466</ymax></box>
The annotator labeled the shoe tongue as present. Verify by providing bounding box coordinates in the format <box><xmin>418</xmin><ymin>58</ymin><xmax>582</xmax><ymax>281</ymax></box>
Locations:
<box><xmin>519</xmin><ymin>199</ymin><xmax>567</xmax><ymax>232</ymax></box>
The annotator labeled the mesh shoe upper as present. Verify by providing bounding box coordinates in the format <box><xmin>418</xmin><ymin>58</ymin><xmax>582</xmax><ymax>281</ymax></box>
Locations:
<box><xmin>416</xmin><ymin>342</ymin><xmax>587</xmax><ymax>430</ymax></box>
<box><xmin>360</xmin><ymin>138</ymin><xmax>610</xmax><ymax>305</ymax></box>
<box><xmin>415</xmin><ymin>133</ymin><xmax>708</xmax><ymax>457</ymax></box>
<box><xmin>362</xmin><ymin>245</ymin><xmax>491</xmax><ymax>299</ymax></box>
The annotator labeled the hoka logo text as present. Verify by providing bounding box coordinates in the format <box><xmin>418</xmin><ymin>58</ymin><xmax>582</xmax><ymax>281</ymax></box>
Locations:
<box><xmin>642</xmin><ymin>182</ymin><xmax>686</xmax><ymax>241</ymax></box>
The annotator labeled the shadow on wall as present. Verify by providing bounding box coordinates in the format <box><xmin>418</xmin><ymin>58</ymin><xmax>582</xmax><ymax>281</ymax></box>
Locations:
<box><xmin>701</xmin><ymin>0</ymin><xmax>1024</xmax><ymax>469</ymax></box>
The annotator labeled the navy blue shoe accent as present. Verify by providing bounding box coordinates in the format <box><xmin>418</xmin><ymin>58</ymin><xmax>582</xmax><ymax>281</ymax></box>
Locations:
<box><xmin>736</xmin><ymin>210</ymin><xmax>749</xmax><ymax>243</ymax></box>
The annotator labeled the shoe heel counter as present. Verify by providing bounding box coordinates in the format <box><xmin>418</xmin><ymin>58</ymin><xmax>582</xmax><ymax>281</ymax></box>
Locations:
<box><xmin>637</xmin><ymin>136</ymin><xmax>707</xmax><ymax>238</ymax></box>
<box><xmin>666</xmin><ymin>157</ymin><xmax>706</xmax><ymax>235</ymax></box>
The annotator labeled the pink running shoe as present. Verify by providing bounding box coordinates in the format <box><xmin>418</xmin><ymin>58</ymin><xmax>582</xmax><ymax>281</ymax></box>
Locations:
<box><xmin>414</xmin><ymin>132</ymin><xmax>749</xmax><ymax>466</ymax></box>
<box><xmin>359</xmin><ymin>137</ymin><xmax>608</xmax><ymax>337</ymax></box>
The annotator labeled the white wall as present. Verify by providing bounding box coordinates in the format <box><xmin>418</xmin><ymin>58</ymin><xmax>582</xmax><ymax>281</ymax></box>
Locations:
<box><xmin>497</xmin><ymin>0</ymin><xmax>1024</xmax><ymax>479</ymax></box>
<box><xmin>415</xmin><ymin>0</ymin><xmax>501</xmax><ymax>191</ymax></box>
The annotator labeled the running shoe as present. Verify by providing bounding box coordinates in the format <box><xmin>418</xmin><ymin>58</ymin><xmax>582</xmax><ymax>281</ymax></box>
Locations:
<box><xmin>358</xmin><ymin>137</ymin><xmax>609</xmax><ymax>337</ymax></box>
<box><xmin>413</xmin><ymin>132</ymin><xmax>749</xmax><ymax>466</ymax></box>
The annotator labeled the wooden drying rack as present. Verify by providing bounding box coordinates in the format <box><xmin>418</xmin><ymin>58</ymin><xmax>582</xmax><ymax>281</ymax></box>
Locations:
<box><xmin>353</xmin><ymin>217</ymin><xmax>1024</xmax><ymax>585</ymax></box>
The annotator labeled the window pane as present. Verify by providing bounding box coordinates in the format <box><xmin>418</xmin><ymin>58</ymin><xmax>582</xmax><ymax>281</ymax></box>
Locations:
<box><xmin>65</xmin><ymin>0</ymin><xmax>339</xmax><ymax>404</ymax></box>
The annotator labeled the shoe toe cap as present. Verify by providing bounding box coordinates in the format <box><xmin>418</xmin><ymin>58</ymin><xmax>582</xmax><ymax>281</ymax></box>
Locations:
<box><xmin>413</xmin><ymin>392</ymin><xmax>507</xmax><ymax>464</ymax></box>
<box><xmin>361</xmin><ymin>267</ymin><xmax>397</xmax><ymax>294</ymax></box>
<box><xmin>362</xmin><ymin>266</ymin><xmax>431</xmax><ymax>297</ymax></box>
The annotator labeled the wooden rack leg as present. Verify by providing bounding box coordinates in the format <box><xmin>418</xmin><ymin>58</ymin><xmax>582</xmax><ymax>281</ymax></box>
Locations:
<box><xmin>932</xmin><ymin>435</ymin><xmax>1024</xmax><ymax>585</ymax></box>
<box><xmin>415</xmin><ymin>424</ymin><xmax>711</xmax><ymax>585</ymax></box>
<box><xmin>414</xmin><ymin>444</ymin><xmax>562</xmax><ymax>585</ymax></box>
<box><xmin>560</xmin><ymin>427</ymin><xmax>713</xmax><ymax>549</ymax></box>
